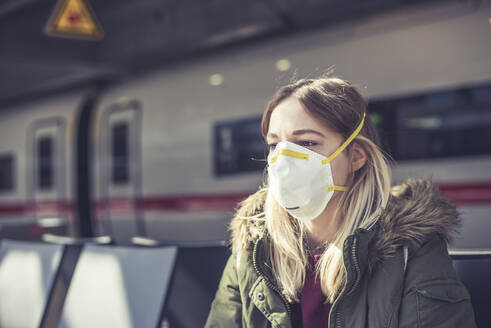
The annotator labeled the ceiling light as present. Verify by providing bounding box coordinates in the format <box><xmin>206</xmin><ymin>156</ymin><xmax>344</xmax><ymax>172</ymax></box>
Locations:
<box><xmin>209</xmin><ymin>74</ymin><xmax>224</xmax><ymax>86</ymax></box>
<box><xmin>275</xmin><ymin>59</ymin><xmax>291</xmax><ymax>72</ymax></box>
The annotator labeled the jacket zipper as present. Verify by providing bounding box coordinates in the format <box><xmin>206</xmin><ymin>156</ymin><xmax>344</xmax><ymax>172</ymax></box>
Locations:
<box><xmin>348</xmin><ymin>236</ymin><xmax>361</xmax><ymax>294</ymax></box>
<box><xmin>328</xmin><ymin>271</ymin><xmax>347</xmax><ymax>328</ymax></box>
<box><xmin>252</xmin><ymin>237</ymin><xmax>292</xmax><ymax>318</ymax></box>
<box><xmin>328</xmin><ymin>236</ymin><xmax>361</xmax><ymax>328</ymax></box>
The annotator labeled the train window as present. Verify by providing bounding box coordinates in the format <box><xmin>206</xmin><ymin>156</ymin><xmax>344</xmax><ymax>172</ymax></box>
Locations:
<box><xmin>0</xmin><ymin>154</ymin><xmax>15</xmax><ymax>192</ymax></box>
<box><xmin>112</xmin><ymin>121</ymin><xmax>129</xmax><ymax>184</ymax></box>
<box><xmin>38</xmin><ymin>136</ymin><xmax>54</xmax><ymax>190</ymax></box>
<box><xmin>211</xmin><ymin>82</ymin><xmax>491</xmax><ymax>175</ymax></box>
<box><xmin>213</xmin><ymin>117</ymin><xmax>266</xmax><ymax>176</ymax></box>
<box><xmin>368</xmin><ymin>83</ymin><xmax>491</xmax><ymax>161</ymax></box>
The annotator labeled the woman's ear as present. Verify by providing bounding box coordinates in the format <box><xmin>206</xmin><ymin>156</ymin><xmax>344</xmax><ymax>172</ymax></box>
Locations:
<box><xmin>350</xmin><ymin>142</ymin><xmax>367</xmax><ymax>172</ymax></box>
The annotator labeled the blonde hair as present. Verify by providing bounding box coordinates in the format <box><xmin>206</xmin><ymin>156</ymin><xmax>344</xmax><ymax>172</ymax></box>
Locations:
<box><xmin>260</xmin><ymin>77</ymin><xmax>392</xmax><ymax>303</ymax></box>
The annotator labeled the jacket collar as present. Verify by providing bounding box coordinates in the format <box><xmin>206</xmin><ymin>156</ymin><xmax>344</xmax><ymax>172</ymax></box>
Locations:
<box><xmin>249</xmin><ymin>222</ymin><xmax>379</xmax><ymax>300</ymax></box>
<box><xmin>229</xmin><ymin>178</ymin><xmax>460</xmax><ymax>268</ymax></box>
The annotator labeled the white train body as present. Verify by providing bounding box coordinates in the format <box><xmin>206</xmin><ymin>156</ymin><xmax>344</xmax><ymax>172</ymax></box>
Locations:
<box><xmin>0</xmin><ymin>91</ymin><xmax>87</xmax><ymax>237</ymax></box>
<box><xmin>1</xmin><ymin>1</ymin><xmax>490</xmax><ymax>247</ymax></box>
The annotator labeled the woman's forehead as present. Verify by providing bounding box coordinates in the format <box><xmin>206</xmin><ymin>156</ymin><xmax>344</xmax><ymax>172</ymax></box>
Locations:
<box><xmin>268</xmin><ymin>97</ymin><xmax>331</xmax><ymax>137</ymax></box>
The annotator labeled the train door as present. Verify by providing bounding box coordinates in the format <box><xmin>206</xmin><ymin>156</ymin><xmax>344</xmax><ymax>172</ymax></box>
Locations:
<box><xmin>98</xmin><ymin>100</ymin><xmax>143</xmax><ymax>243</ymax></box>
<box><xmin>27</xmin><ymin>117</ymin><xmax>68</xmax><ymax>237</ymax></box>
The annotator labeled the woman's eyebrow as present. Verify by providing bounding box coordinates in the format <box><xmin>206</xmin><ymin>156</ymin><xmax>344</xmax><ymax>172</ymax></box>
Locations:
<box><xmin>267</xmin><ymin>130</ymin><xmax>325</xmax><ymax>139</ymax></box>
<box><xmin>292</xmin><ymin>129</ymin><xmax>326</xmax><ymax>137</ymax></box>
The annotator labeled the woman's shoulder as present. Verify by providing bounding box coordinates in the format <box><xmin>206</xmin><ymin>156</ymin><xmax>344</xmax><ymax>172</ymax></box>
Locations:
<box><xmin>366</xmin><ymin>179</ymin><xmax>465</xmax><ymax>305</ymax></box>
<box><xmin>370</xmin><ymin>180</ymin><xmax>475</xmax><ymax>328</ymax></box>
<box><xmin>368</xmin><ymin>178</ymin><xmax>460</xmax><ymax>266</ymax></box>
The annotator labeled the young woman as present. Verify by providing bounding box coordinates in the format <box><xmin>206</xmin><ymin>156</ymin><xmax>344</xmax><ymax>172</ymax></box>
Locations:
<box><xmin>206</xmin><ymin>77</ymin><xmax>476</xmax><ymax>327</ymax></box>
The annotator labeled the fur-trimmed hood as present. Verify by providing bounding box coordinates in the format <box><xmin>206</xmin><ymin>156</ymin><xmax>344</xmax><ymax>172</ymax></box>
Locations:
<box><xmin>229</xmin><ymin>178</ymin><xmax>460</xmax><ymax>263</ymax></box>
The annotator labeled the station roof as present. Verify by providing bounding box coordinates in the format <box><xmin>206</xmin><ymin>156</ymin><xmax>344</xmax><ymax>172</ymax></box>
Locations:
<box><xmin>0</xmin><ymin>0</ymin><xmax>445</xmax><ymax>106</ymax></box>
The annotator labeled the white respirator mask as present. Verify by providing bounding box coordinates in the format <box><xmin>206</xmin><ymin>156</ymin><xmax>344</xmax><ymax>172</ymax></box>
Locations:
<box><xmin>267</xmin><ymin>112</ymin><xmax>366</xmax><ymax>221</ymax></box>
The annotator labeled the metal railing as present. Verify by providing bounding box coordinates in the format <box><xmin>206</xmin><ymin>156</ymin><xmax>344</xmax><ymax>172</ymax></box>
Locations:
<box><xmin>449</xmin><ymin>249</ymin><xmax>491</xmax><ymax>260</ymax></box>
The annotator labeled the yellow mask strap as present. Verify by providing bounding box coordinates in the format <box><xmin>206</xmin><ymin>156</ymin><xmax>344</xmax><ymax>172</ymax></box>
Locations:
<box><xmin>327</xmin><ymin>185</ymin><xmax>347</xmax><ymax>192</ymax></box>
<box><xmin>321</xmin><ymin>112</ymin><xmax>366</xmax><ymax>165</ymax></box>
<box><xmin>269</xmin><ymin>148</ymin><xmax>309</xmax><ymax>164</ymax></box>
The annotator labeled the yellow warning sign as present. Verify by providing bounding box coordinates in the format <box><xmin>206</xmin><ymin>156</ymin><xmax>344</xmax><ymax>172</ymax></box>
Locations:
<box><xmin>45</xmin><ymin>0</ymin><xmax>103</xmax><ymax>40</ymax></box>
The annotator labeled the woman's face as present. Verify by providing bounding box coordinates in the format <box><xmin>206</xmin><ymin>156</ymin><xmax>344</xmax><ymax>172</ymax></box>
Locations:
<box><xmin>266</xmin><ymin>97</ymin><xmax>352</xmax><ymax>189</ymax></box>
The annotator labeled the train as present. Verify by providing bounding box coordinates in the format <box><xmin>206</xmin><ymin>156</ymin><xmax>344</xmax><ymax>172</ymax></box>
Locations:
<box><xmin>1</xmin><ymin>0</ymin><xmax>490</xmax><ymax>248</ymax></box>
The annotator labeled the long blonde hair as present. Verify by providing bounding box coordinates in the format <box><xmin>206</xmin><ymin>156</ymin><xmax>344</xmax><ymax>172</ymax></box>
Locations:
<box><xmin>260</xmin><ymin>77</ymin><xmax>392</xmax><ymax>303</ymax></box>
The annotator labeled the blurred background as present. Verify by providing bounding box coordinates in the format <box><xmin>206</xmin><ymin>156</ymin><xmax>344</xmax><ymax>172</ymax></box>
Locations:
<box><xmin>1</xmin><ymin>0</ymin><xmax>490</xmax><ymax>247</ymax></box>
<box><xmin>0</xmin><ymin>0</ymin><xmax>491</xmax><ymax>327</ymax></box>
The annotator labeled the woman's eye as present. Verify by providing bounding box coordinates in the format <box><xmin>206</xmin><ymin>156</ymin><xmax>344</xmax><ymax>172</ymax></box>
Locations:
<box><xmin>267</xmin><ymin>143</ymin><xmax>277</xmax><ymax>151</ymax></box>
<box><xmin>299</xmin><ymin>140</ymin><xmax>318</xmax><ymax>148</ymax></box>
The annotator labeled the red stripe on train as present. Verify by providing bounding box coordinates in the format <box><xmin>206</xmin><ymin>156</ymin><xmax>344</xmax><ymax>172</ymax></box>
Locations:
<box><xmin>0</xmin><ymin>181</ymin><xmax>490</xmax><ymax>215</ymax></box>
<box><xmin>436</xmin><ymin>181</ymin><xmax>491</xmax><ymax>205</ymax></box>
<box><xmin>91</xmin><ymin>194</ymin><xmax>249</xmax><ymax>213</ymax></box>
<box><xmin>0</xmin><ymin>202</ymin><xmax>73</xmax><ymax>215</ymax></box>
<box><xmin>0</xmin><ymin>194</ymin><xmax>251</xmax><ymax>215</ymax></box>
<box><xmin>140</xmin><ymin>194</ymin><xmax>248</xmax><ymax>211</ymax></box>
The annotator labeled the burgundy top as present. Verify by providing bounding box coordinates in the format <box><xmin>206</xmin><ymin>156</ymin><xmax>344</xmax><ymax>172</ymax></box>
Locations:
<box><xmin>297</xmin><ymin>254</ymin><xmax>332</xmax><ymax>328</ymax></box>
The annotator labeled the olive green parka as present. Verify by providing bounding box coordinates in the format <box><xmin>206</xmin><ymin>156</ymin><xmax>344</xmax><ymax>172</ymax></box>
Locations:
<box><xmin>206</xmin><ymin>179</ymin><xmax>477</xmax><ymax>328</ymax></box>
